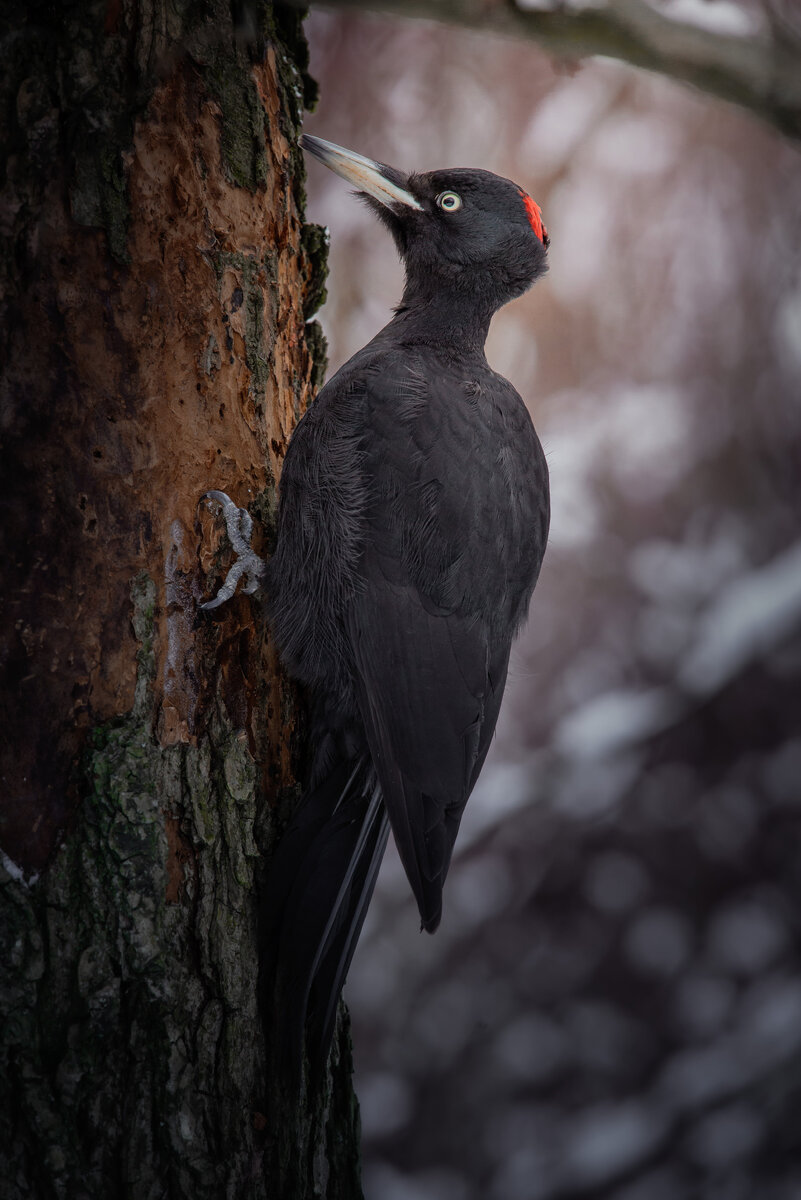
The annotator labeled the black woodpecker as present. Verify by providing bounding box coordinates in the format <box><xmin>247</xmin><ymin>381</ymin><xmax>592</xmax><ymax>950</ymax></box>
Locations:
<box><xmin>203</xmin><ymin>134</ymin><xmax>550</xmax><ymax>1092</ymax></box>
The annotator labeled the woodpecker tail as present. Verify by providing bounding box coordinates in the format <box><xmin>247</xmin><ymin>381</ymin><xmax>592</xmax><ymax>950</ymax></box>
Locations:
<box><xmin>260</xmin><ymin>755</ymin><xmax>390</xmax><ymax>1096</ymax></box>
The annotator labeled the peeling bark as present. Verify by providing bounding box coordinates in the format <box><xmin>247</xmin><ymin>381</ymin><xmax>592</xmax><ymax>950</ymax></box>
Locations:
<box><xmin>0</xmin><ymin>2</ymin><xmax>361</xmax><ymax>1195</ymax></box>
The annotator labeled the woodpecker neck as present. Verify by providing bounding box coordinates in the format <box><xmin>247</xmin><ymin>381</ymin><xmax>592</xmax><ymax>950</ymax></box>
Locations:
<box><xmin>389</xmin><ymin>276</ymin><xmax>494</xmax><ymax>355</ymax></box>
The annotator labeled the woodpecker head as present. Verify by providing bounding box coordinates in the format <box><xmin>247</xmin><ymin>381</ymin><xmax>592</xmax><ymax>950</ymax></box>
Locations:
<box><xmin>301</xmin><ymin>134</ymin><xmax>549</xmax><ymax>312</ymax></box>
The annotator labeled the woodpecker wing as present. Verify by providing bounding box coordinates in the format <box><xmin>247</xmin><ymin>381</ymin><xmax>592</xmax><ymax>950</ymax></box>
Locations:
<box><xmin>347</xmin><ymin>575</ymin><xmax>509</xmax><ymax>930</ymax></box>
<box><xmin>343</xmin><ymin>349</ymin><xmax>545</xmax><ymax>930</ymax></box>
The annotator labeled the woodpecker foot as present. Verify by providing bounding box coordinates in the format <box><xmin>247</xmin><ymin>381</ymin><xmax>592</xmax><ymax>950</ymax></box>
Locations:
<box><xmin>200</xmin><ymin>490</ymin><xmax>266</xmax><ymax>610</ymax></box>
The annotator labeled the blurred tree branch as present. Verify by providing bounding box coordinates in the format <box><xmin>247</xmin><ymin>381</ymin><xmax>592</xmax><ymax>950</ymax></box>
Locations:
<box><xmin>315</xmin><ymin>0</ymin><xmax>801</xmax><ymax>140</ymax></box>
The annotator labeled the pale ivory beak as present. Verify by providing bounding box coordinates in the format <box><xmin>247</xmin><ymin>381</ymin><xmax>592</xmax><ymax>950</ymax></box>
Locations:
<box><xmin>300</xmin><ymin>134</ymin><xmax>423</xmax><ymax>211</ymax></box>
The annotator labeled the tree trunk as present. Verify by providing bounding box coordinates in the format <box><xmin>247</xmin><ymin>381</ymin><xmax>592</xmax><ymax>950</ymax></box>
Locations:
<box><xmin>0</xmin><ymin>2</ymin><xmax>361</xmax><ymax>1196</ymax></box>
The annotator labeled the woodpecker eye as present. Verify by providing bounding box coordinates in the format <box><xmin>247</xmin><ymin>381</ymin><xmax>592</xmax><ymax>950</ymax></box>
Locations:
<box><xmin>436</xmin><ymin>191</ymin><xmax>462</xmax><ymax>212</ymax></box>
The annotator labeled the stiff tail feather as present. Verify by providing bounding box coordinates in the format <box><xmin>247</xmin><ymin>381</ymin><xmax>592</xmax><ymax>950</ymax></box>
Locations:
<box><xmin>260</xmin><ymin>755</ymin><xmax>390</xmax><ymax>1096</ymax></box>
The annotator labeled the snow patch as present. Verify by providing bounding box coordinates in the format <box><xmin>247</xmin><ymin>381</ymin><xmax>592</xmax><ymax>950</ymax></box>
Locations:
<box><xmin>649</xmin><ymin>0</ymin><xmax>762</xmax><ymax>38</ymax></box>
<box><xmin>564</xmin><ymin>1101</ymin><xmax>668</xmax><ymax>1187</ymax></box>
<box><xmin>679</xmin><ymin>541</ymin><xmax>801</xmax><ymax>694</ymax></box>
<box><xmin>555</xmin><ymin>687</ymin><xmax>680</xmax><ymax>759</ymax></box>
<box><xmin>521</xmin><ymin>69</ymin><xmax>616</xmax><ymax>173</ymax></box>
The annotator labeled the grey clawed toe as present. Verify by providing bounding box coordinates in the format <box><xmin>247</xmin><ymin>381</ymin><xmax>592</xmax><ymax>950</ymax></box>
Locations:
<box><xmin>199</xmin><ymin>490</ymin><xmax>266</xmax><ymax>610</ymax></box>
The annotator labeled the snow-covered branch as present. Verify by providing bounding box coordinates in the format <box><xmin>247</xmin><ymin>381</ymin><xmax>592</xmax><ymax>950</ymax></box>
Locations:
<box><xmin>317</xmin><ymin>0</ymin><xmax>801</xmax><ymax>139</ymax></box>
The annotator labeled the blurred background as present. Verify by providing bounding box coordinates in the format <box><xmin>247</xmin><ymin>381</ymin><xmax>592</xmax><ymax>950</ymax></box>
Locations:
<box><xmin>302</xmin><ymin>8</ymin><xmax>801</xmax><ymax>1197</ymax></box>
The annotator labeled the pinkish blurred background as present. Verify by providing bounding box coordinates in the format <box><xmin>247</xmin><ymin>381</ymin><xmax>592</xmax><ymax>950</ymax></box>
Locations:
<box><xmin>302</xmin><ymin>11</ymin><xmax>801</xmax><ymax>1197</ymax></box>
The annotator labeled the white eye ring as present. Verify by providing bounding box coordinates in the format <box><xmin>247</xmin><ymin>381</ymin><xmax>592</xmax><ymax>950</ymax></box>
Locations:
<box><xmin>436</xmin><ymin>191</ymin><xmax>462</xmax><ymax>212</ymax></box>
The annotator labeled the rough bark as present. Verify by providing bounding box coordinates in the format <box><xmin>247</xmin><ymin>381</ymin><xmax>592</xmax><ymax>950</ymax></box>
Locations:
<box><xmin>0</xmin><ymin>2</ymin><xmax>360</xmax><ymax>1196</ymax></box>
<box><xmin>317</xmin><ymin>0</ymin><xmax>801</xmax><ymax>141</ymax></box>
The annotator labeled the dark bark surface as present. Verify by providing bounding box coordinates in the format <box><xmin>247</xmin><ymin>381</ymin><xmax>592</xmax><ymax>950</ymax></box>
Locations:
<box><xmin>0</xmin><ymin>2</ymin><xmax>360</xmax><ymax>1195</ymax></box>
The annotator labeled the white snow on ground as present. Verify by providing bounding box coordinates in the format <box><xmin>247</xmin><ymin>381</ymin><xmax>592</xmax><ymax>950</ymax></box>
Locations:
<box><xmin>545</xmin><ymin>382</ymin><xmax>693</xmax><ymax>547</ymax></box>
<box><xmin>777</xmin><ymin>280</ymin><xmax>801</xmax><ymax>370</ymax></box>
<box><xmin>585</xmin><ymin>113</ymin><xmax>679</xmax><ymax>177</ymax></box>
<box><xmin>630</xmin><ymin>532</ymin><xmax>746</xmax><ymax>606</ymax></box>
<box><xmin>647</xmin><ymin>0</ymin><xmax>763</xmax><ymax>37</ymax></box>
<box><xmin>520</xmin><ymin>68</ymin><xmax>617</xmax><ymax>174</ymax></box>
<box><xmin>516</xmin><ymin>0</ymin><xmax>761</xmax><ymax>37</ymax></box>
<box><xmin>554</xmin><ymin>686</ymin><xmax>681</xmax><ymax>759</ymax></box>
<box><xmin>679</xmin><ymin>541</ymin><xmax>801</xmax><ymax>694</ymax></box>
<box><xmin>456</xmin><ymin>758</ymin><xmax>542</xmax><ymax>848</ymax></box>
<box><xmin>563</xmin><ymin>1100</ymin><xmax>669</xmax><ymax>1188</ymax></box>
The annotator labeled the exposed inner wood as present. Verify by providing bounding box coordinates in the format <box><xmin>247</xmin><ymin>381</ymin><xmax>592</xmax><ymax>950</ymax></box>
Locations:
<box><xmin>2</xmin><ymin>56</ymin><xmax>316</xmax><ymax>869</ymax></box>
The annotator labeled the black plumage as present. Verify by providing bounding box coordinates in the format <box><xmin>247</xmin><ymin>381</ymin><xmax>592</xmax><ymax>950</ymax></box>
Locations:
<box><xmin>260</xmin><ymin>136</ymin><xmax>550</xmax><ymax>1091</ymax></box>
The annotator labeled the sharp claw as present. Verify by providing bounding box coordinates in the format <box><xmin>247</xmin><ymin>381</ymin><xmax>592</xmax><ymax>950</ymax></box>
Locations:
<box><xmin>200</xmin><ymin>588</ymin><xmax>235</xmax><ymax>612</ymax></box>
<box><xmin>200</xmin><ymin>491</ymin><xmax>266</xmax><ymax>610</ymax></box>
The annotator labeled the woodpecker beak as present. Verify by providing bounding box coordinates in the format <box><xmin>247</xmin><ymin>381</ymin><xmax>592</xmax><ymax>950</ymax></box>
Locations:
<box><xmin>300</xmin><ymin>134</ymin><xmax>423</xmax><ymax>212</ymax></box>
